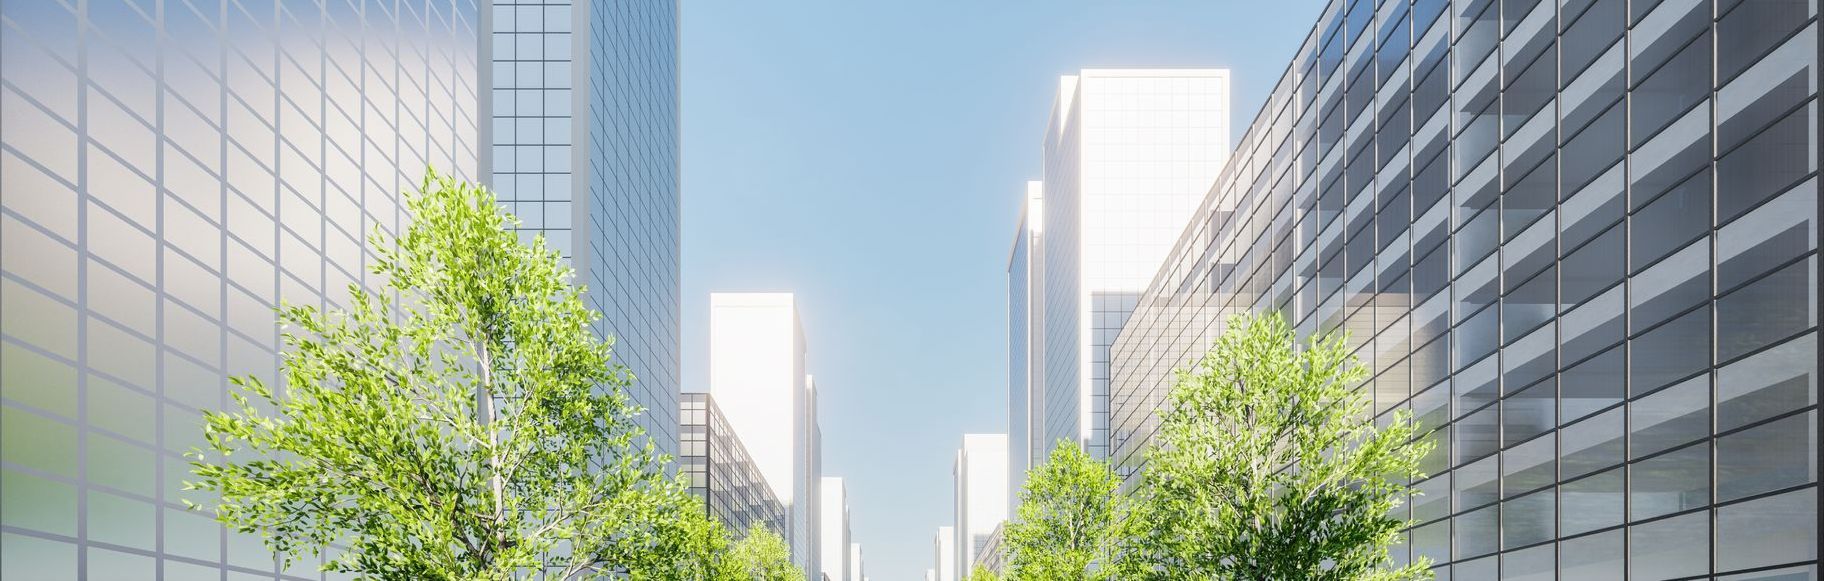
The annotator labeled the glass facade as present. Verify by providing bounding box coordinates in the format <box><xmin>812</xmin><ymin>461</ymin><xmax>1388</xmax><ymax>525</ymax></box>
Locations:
<box><xmin>680</xmin><ymin>393</ymin><xmax>787</xmax><ymax>539</ymax></box>
<box><xmin>488</xmin><ymin>0</ymin><xmax>680</xmax><ymax>458</ymax></box>
<box><xmin>1109</xmin><ymin>0</ymin><xmax>1822</xmax><ymax>576</ymax></box>
<box><xmin>0</xmin><ymin>1</ymin><xmax>480</xmax><ymax>578</ymax></box>
<box><xmin>1031</xmin><ymin>69</ymin><xmax>1231</xmax><ymax>464</ymax></box>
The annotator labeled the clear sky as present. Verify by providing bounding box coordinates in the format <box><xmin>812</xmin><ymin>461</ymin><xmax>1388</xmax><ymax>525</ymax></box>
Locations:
<box><xmin>679</xmin><ymin>1</ymin><xmax>1325</xmax><ymax>578</ymax></box>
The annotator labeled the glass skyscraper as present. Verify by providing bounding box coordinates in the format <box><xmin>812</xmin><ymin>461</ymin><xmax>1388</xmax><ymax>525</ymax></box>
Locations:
<box><xmin>487</xmin><ymin>0</ymin><xmax>680</xmax><ymax>457</ymax></box>
<box><xmin>680</xmin><ymin>393</ymin><xmax>787</xmax><ymax>539</ymax></box>
<box><xmin>1109</xmin><ymin>0</ymin><xmax>1820</xmax><ymax>577</ymax></box>
<box><xmin>1008</xmin><ymin>69</ymin><xmax>1231</xmax><ymax>507</ymax></box>
<box><xmin>0</xmin><ymin>0</ymin><xmax>678</xmax><ymax>577</ymax></box>
<box><xmin>0</xmin><ymin>1</ymin><xmax>480</xmax><ymax>578</ymax></box>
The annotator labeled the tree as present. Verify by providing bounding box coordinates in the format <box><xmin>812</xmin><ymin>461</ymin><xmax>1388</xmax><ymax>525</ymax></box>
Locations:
<box><xmin>186</xmin><ymin>170</ymin><xmax>696</xmax><ymax>579</ymax></box>
<box><xmin>728</xmin><ymin>524</ymin><xmax>802</xmax><ymax>581</ymax></box>
<box><xmin>965</xmin><ymin>564</ymin><xmax>1001</xmax><ymax>581</ymax></box>
<box><xmin>1124</xmin><ymin>312</ymin><xmax>1432</xmax><ymax>580</ymax></box>
<box><xmin>1002</xmin><ymin>442</ymin><xmax>1126</xmax><ymax>581</ymax></box>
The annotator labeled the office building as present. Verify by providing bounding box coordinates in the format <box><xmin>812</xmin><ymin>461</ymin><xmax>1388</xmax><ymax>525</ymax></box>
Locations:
<box><xmin>1109</xmin><ymin>0</ymin><xmax>1820</xmax><ymax>577</ymax></box>
<box><xmin>0</xmin><ymin>0</ymin><xmax>483</xmax><ymax>578</ymax></box>
<box><xmin>1010</xmin><ymin>69</ymin><xmax>1232</xmax><ymax>507</ymax></box>
<box><xmin>933</xmin><ymin>526</ymin><xmax>957</xmax><ymax>581</ymax></box>
<box><xmin>819</xmin><ymin>476</ymin><xmax>850</xmax><ymax>581</ymax></box>
<box><xmin>680</xmin><ymin>393</ymin><xmax>787</xmax><ymax>537</ymax></box>
<box><xmin>952</xmin><ymin>434</ymin><xmax>1008</xmax><ymax>581</ymax></box>
<box><xmin>1006</xmin><ymin>180</ymin><xmax>1042</xmax><ymax>511</ymax></box>
<box><xmin>710</xmin><ymin>292</ymin><xmax>821</xmax><ymax>577</ymax></box>
<box><xmin>487</xmin><ymin>0</ymin><xmax>681</xmax><ymax>457</ymax></box>
<box><xmin>849</xmin><ymin>542</ymin><xmax>865</xmax><ymax>581</ymax></box>
<box><xmin>975</xmin><ymin>524</ymin><xmax>1007</xmax><ymax>574</ymax></box>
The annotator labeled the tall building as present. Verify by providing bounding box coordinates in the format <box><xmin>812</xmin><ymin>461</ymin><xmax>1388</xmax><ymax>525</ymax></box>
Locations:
<box><xmin>819</xmin><ymin>476</ymin><xmax>851</xmax><ymax>581</ymax></box>
<box><xmin>933</xmin><ymin>526</ymin><xmax>957</xmax><ymax>581</ymax></box>
<box><xmin>680</xmin><ymin>393</ymin><xmax>787</xmax><ymax>537</ymax></box>
<box><xmin>710</xmin><ymin>292</ymin><xmax>821</xmax><ymax>577</ymax></box>
<box><xmin>0</xmin><ymin>0</ymin><xmax>484</xmax><ymax>578</ymax></box>
<box><xmin>849</xmin><ymin>542</ymin><xmax>864</xmax><ymax>581</ymax></box>
<box><xmin>952</xmin><ymin>434</ymin><xmax>1008</xmax><ymax>581</ymax></box>
<box><xmin>486</xmin><ymin>0</ymin><xmax>681</xmax><ymax>457</ymax></box>
<box><xmin>1006</xmin><ymin>180</ymin><xmax>1042</xmax><ymax>510</ymax></box>
<box><xmin>1109</xmin><ymin>0</ymin><xmax>1821</xmax><ymax>577</ymax></box>
<box><xmin>1014</xmin><ymin>69</ymin><xmax>1233</xmax><ymax>491</ymax></box>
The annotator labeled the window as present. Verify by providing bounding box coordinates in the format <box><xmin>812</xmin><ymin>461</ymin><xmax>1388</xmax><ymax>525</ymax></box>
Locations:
<box><xmin>1717</xmin><ymin>0</ymin><xmax>1814</xmax><ymax>82</ymax></box>
<box><xmin>1562</xmin><ymin>224</ymin><xmax>1625</xmax><ymax>308</ymax></box>
<box><xmin>1716</xmin><ymin>489</ymin><xmax>1819</xmax><ymax>573</ymax></box>
<box><xmin>1563</xmin><ymin>407</ymin><xmax>1625</xmax><ymax>479</ymax></box>
<box><xmin>1717</xmin><ymin>257</ymin><xmax>1816</xmax><ymax>363</ymax></box>
<box><xmin>1630</xmin><ymin>305</ymin><xmax>1711</xmax><ymax>394</ymax></box>
<box><xmin>1718</xmin><ymin>102</ymin><xmax>1816</xmax><ymax>222</ymax></box>
<box><xmin>1628</xmin><ymin>511</ymin><xmax>1710</xmax><ymax>580</ymax></box>
<box><xmin>1559</xmin><ymin>529</ymin><xmax>1624</xmax><ymax>579</ymax></box>
<box><xmin>1561</xmin><ymin>468</ymin><xmax>1625</xmax><ymax>536</ymax></box>
<box><xmin>1502</xmin><ymin>488</ymin><xmax>1555</xmax><ymax>549</ymax></box>
<box><xmin>1716</xmin><ymin>411</ymin><xmax>1817</xmax><ymax>501</ymax></box>
<box><xmin>1718</xmin><ymin>333</ymin><xmax>1816</xmax><ymax>431</ymax></box>
<box><xmin>1629</xmin><ymin>374</ymin><xmax>1709</xmax><ymax>458</ymax></box>
<box><xmin>1629</xmin><ymin>443</ymin><xmax>1710</xmax><ymax>521</ymax></box>
<box><xmin>1630</xmin><ymin>169</ymin><xmax>1711</xmax><ymax>269</ymax></box>
<box><xmin>1564</xmin><ymin>344</ymin><xmax>1626</xmax><ymax>423</ymax></box>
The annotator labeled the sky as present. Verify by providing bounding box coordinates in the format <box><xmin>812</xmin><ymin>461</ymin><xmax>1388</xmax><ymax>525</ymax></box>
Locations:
<box><xmin>678</xmin><ymin>2</ymin><xmax>1326</xmax><ymax>578</ymax></box>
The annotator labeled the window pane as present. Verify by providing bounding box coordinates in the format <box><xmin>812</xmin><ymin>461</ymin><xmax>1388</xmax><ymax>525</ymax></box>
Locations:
<box><xmin>1561</xmin><ymin>467</ymin><xmax>1625</xmax><ymax>537</ymax></box>
<box><xmin>1630</xmin><ymin>305</ymin><xmax>1711</xmax><ymax>394</ymax></box>
<box><xmin>1628</xmin><ymin>511</ymin><xmax>1710</xmax><ymax>580</ymax></box>
<box><xmin>1717</xmin><ymin>410</ymin><xmax>1818</xmax><ymax>502</ymax></box>
<box><xmin>1563</xmin><ymin>344</ymin><xmax>1625</xmax><ymax>423</ymax></box>
<box><xmin>1560</xmin><ymin>529</ymin><xmax>1624</xmax><ymax>580</ymax></box>
<box><xmin>1455</xmin><ymin>504</ymin><xmax>1499</xmax><ymax>559</ymax></box>
<box><xmin>1563</xmin><ymin>407</ymin><xmax>1626</xmax><ymax>479</ymax></box>
<box><xmin>1503</xmin><ymin>432</ymin><xmax>1556</xmax><ymax>496</ymax></box>
<box><xmin>1629</xmin><ymin>374</ymin><xmax>1710</xmax><ymax>459</ymax></box>
<box><xmin>1718</xmin><ymin>333</ymin><xmax>1817</xmax><ymax>431</ymax></box>
<box><xmin>1501</xmin><ymin>541</ymin><xmax>1554</xmax><ymax>581</ymax></box>
<box><xmin>1718</xmin><ymin>179</ymin><xmax>1817</xmax><ymax>293</ymax></box>
<box><xmin>1717</xmin><ymin>489</ymin><xmax>1818</xmax><ymax>573</ymax></box>
<box><xmin>1718</xmin><ymin>102</ymin><xmax>1816</xmax><ymax>223</ymax></box>
<box><xmin>1501</xmin><ymin>488</ymin><xmax>1555</xmax><ymax>549</ymax></box>
<box><xmin>1717</xmin><ymin>257</ymin><xmax>1817</xmax><ymax>363</ymax></box>
<box><xmin>1629</xmin><ymin>442</ymin><xmax>1710</xmax><ymax>521</ymax></box>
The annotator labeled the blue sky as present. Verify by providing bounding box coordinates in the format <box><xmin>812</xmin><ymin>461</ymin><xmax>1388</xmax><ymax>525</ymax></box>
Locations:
<box><xmin>679</xmin><ymin>1</ymin><xmax>1325</xmax><ymax>578</ymax></box>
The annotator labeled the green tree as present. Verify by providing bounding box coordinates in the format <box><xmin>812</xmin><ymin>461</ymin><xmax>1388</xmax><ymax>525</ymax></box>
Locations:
<box><xmin>186</xmin><ymin>170</ymin><xmax>697</xmax><ymax>579</ymax></box>
<box><xmin>965</xmin><ymin>564</ymin><xmax>1002</xmax><ymax>581</ymax></box>
<box><xmin>1003</xmin><ymin>442</ymin><xmax>1126</xmax><ymax>581</ymax></box>
<box><xmin>1125</xmin><ymin>312</ymin><xmax>1432</xmax><ymax>580</ymax></box>
<box><xmin>728</xmin><ymin>524</ymin><xmax>802</xmax><ymax>581</ymax></box>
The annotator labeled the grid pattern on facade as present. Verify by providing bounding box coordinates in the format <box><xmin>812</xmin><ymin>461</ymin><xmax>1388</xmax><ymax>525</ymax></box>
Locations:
<box><xmin>680</xmin><ymin>394</ymin><xmax>787</xmax><ymax>542</ymax></box>
<box><xmin>1109</xmin><ymin>0</ymin><xmax>1821</xmax><ymax>577</ymax></box>
<box><xmin>487</xmin><ymin>0</ymin><xmax>679</xmax><ymax>457</ymax></box>
<box><xmin>0</xmin><ymin>0</ymin><xmax>479</xmax><ymax>578</ymax></box>
<box><xmin>580</xmin><ymin>0</ymin><xmax>680</xmax><ymax>459</ymax></box>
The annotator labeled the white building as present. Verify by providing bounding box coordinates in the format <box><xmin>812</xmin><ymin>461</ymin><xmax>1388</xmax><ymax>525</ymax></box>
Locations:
<box><xmin>934</xmin><ymin>526</ymin><xmax>957</xmax><ymax>581</ymax></box>
<box><xmin>849</xmin><ymin>543</ymin><xmax>864</xmax><ymax>581</ymax></box>
<box><xmin>954</xmin><ymin>434</ymin><xmax>1009</xmax><ymax>580</ymax></box>
<box><xmin>819</xmin><ymin>477</ymin><xmax>851</xmax><ymax>581</ymax></box>
<box><xmin>1012</xmin><ymin>69</ymin><xmax>1231</xmax><ymax>494</ymax></box>
<box><xmin>710</xmin><ymin>293</ymin><xmax>821</xmax><ymax>578</ymax></box>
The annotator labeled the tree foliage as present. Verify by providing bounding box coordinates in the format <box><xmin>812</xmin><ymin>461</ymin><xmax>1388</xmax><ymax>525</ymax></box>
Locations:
<box><xmin>728</xmin><ymin>524</ymin><xmax>802</xmax><ymax>581</ymax></box>
<box><xmin>186</xmin><ymin>170</ymin><xmax>699</xmax><ymax>579</ymax></box>
<box><xmin>1002</xmin><ymin>442</ymin><xmax>1126</xmax><ymax>581</ymax></box>
<box><xmin>1123</xmin><ymin>312</ymin><xmax>1432</xmax><ymax>580</ymax></box>
<box><xmin>965</xmin><ymin>564</ymin><xmax>1002</xmax><ymax>581</ymax></box>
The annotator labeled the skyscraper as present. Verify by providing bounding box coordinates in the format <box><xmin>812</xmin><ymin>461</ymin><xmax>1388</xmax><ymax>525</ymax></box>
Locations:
<box><xmin>933</xmin><ymin>525</ymin><xmax>957</xmax><ymax>581</ymax></box>
<box><xmin>952</xmin><ymin>433</ymin><xmax>1008</xmax><ymax>581</ymax></box>
<box><xmin>709</xmin><ymin>292</ymin><xmax>821</xmax><ymax>577</ymax></box>
<box><xmin>486</xmin><ymin>0</ymin><xmax>681</xmax><ymax>457</ymax></box>
<box><xmin>819</xmin><ymin>476</ymin><xmax>851</xmax><ymax>581</ymax></box>
<box><xmin>0</xmin><ymin>0</ymin><xmax>486</xmax><ymax>577</ymax></box>
<box><xmin>1014</xmin><ymin>69</ymin><xmax>1233</xmax><ymax>491</ymax></box>
<box><xmin>1006</xmin><ymin>180</ymin><xmax>1042</xmax><ymax>509</ymax></box>
<box><xmin>1109</xmin><ymin>0</ymin><xmax>1821</xmax><ymax>577</ymax></box>
<box><xmin>849</xmin><ymin>542</ymin><xmax>865</xmax><ymax>581</ymax></box>
<box><xmin>680</xmin><ymin>393</ymin><xmax>787</xmax><ymax>537</ymax></box>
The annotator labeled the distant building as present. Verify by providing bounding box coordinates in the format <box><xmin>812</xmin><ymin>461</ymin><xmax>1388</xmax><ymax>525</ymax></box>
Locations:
<box><xmin>974</xmin><ymin>523</ymin><xmax>1007</xmax><ymax>574</ymax></box>
<box><xmin>710</xmin><ymin>293</ymin><xmax>822</xmax><ymax>577</ymax></box>
<box><xmin>933</xmin><ymin>526</ymin><xmax>957</xmax><ymax>581</ymax></box>
<box><xmin>680</xmin><ymin>393</ymin><xmax>786</xmax><ymax>537</ymax></box>
<box><xmin>1011</xmin><ymin>69</ymin><xmax>1233</xmax><ymax>506</ymax></box>
<box><xmin>849</xmin><ymin>543</ymin><xmax>865</xmax><ymax>581</ymax></box>
<box><xmin>952</xmin><ymin>434</ymin><xmax>1008</xmax><ymax>580</ymax></box>
<box><xmin>819</xmin><ymin>477</ymin><xmax>851</xmax><ymax>581</ymax></box>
